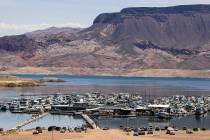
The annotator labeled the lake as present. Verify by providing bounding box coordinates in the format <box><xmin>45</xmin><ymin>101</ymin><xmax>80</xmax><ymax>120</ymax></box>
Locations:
<box><xmin>0</xmin><ymin>112</ymin><xmax>85</xmax><ymax>130</ymax></box>
<box><xmin>95</xmin><ymin>113</ymin><xmax>210</xmax><ymax>129</ymax></box>
<box><xmin>0</xmin><ymin>75</ymin><xmax>210</xmax><ymax>100</ymax></box>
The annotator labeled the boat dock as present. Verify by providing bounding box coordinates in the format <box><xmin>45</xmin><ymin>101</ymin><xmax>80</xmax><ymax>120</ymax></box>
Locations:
<box><xmin>75</xmin><ymin>112</ymin><xmax>98</xmax><ymax>129</ymax></box>
<box><xmin>14</xmin><ymin>112</ymin><xmax>49</xmax><ymax>130</ymax></box>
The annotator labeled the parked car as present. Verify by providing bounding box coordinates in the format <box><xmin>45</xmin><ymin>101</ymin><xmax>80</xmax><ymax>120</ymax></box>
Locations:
<box><xmin>74</xmin><ymin>127</ymin><xmax>82</xmax><ymax>133</ymax></box>
<box><xmin>174</xmin><ymin>128</ymin><xmax>179</xmax><ymax>131</ymax></box>
<box><xmin>161</xmin><ymin>128</ymin><xmax>166</xmax><ymax>131</ymax></box>
<box><xmin>186</xmin><ymin>129</ymin><xmax>193</xmax><ymax>134</ymax></box>
<box><xmin>155</xmin><ymin>127</ymin><xmax>160</xmax><ymax>131</ymax></box>
<box><xmin>169</xmin><ymin>130</ymin><xmax>175</xmax><ymax>135</ymax></box>
<box><xmin>123</xmin><ymin>127</ymin><xmax>132</xmax><ymax>132</ymax></box>
<box><xmin>201</xmin><ymin>128</ymin><xmax>206</xmax><ymax>131</ymax></box>
<box><xmin>141</xmin><ymin>127</ymin><xmax>147</xmax><ymax>131</ymax></box>
<box><xmin>55</xmin><ymin>127</ymin><xmax>61</xmax><ymax>131</ymax></box>
<box><xmin>102</xmin><ymin>127</ymin><xmax>109</xmax><ymax>130</ymax></box>
<box><xmin>193</xmin><ymin>128</ymin><xmax>199</xmax><ymax>131</ymax></box>
<box><xmin>166</xmin><ymin>127</ymin><xmax>175</xmax><ymax>135</ymax></box>
<box><xmin>36</xmin><ymin>127</ymin><xmax>42</xmax><ymax>133</ymax></box>
<box><xmin>147</xmin><ymin>130</ymin><xmax>153</xmax><ymax>134</ymax></box>
<box><xmin>62</xmin><ymin>127</ymin><xmax>67</xmax><ymax>131</ymax></box>
<box><xmin>68</xmin><ymin>128</ymin><xmax>74</xmax><ymax>133</ymax></box>
<box><xmin>37</xmin><ymin>129</ymin><xmax>42</xmax><ymax>133</ymax></box>
<box><xmin>138</xmin><ymin>130</ymin><xmax>146</xmax><ymax>135</ymax></box>
<box><xmin>48</xmin><ymin>126</ymin><xmax>56</xmax><ymax>131</ymax></box>
<box><xmin>33</xmin><ymin>130</ymin><xmax>39</xmax><ymax>135</ymax></box>
<box><xmin>133</xmin><ymin>131</ymin><xmax>139</xmax><ymax>136</ymax></box>
<box><xmin>182</xmin><ymin>127</ymin><xmax>187</xmax><ymax>130</ymax></box>
<box><xmin>165</xmin><ymin>126</ymin><xmax>168</xmax><ymax>130</ymax></box>
<box><xmin>60</xmin><ymin>129</ymin><xmax>66</xmax><ymax>133</ymax></box>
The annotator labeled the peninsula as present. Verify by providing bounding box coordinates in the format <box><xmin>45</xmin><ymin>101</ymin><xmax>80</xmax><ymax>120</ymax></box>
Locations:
<box><xmin>0</xmin><ymin>75</ymin><xmax>41</xmax><ymax>87</ymax></box>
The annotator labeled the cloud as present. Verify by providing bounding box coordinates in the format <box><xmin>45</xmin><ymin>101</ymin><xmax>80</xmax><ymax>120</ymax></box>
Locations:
<box><xmin>0</xmin><ymin>22</ymin><xmax>87</xmax><ymax>37</ymax></box>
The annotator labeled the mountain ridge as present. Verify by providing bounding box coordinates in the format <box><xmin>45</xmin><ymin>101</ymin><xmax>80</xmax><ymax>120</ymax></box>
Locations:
<box><xmin>0</xmin><ymin>5</ymin><xmax>210</xmax><ymax>75</ymax></box>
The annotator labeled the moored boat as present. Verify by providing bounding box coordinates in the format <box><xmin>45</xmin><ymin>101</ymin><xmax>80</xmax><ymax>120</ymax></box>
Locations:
<box><xmin>157</xmin><ymin>112</ymin><xmax>172</xmax><ymax>119</ymax></box>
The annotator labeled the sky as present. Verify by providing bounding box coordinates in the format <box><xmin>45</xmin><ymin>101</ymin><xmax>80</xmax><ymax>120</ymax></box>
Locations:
<box><xmin>0</xmin><ymin>0</ymin><xmax>210</xmax><ymax>36</ymax></box>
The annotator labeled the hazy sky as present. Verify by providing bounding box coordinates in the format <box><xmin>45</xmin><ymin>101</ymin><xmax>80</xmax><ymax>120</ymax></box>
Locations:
<box><xmin>0</xmin><ymin>0</ymin><xmax>210</xmax><ymax>36</ymax></box>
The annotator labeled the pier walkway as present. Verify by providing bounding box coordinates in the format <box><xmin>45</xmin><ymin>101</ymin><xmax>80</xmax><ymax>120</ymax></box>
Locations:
<box><xmin>14</xmin><ymin>112</ymin><xmax>49</xmax><ymax>130</ymax></box>
<box><xmin>76</xmin><ymin>112</ymin><xmax>98</xmax><ymax>129</ymax></box>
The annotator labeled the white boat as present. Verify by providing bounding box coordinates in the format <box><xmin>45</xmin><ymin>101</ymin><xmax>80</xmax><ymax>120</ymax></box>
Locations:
<box><xmin>157</xmin><ymin>112</ymin><xmax>172</xmax><ymax>119</ymax></box>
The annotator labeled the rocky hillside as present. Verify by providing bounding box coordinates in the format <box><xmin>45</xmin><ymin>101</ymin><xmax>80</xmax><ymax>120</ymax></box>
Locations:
<box><xmin>0</xmin><ymin>5</ymin><xmax>210</xmax><ymax>74</ymax></box>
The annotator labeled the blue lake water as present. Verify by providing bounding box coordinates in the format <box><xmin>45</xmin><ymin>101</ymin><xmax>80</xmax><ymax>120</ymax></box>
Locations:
<box><xmin>22</xmin><ymin>114</ymin><xmax>86</xmax><ymax>130</ymax></box>
<box><xmin>0</xmin><ymin>75</ymin><xmax>208</xmax><ymax>100</ymax></box>
<box><xmin>14</xmin><ymin>74</ymin><xmax>210</xmax><ymax>90</ymax></box>
<box><xmin>0</xmin><ymin>111</ymin><xmax>31</xmax><ymax>130</ymax></box>
<box><xmin>95</xmin><ymin>113</ymin><xmax>210</xmax><ymax>129</ymax></box>
<box><xmin>0</xmin><ymin>112</ymin><xmax>85</xmax><ymax>130</ymax></box>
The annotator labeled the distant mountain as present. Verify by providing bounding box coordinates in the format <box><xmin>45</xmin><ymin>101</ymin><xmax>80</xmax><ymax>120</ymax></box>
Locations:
<box><xmin>0</xmin><ymin>5</ymin><xmax>210</xmax><ymax>75</ymax></box>
<box><xmin>26</xmin><ymin>27</ymin><xmax>82</xmax><ymax>39</ymax></box>
<box><xmin>26</xmin><ymin>27</ymin><xmax>82</xmax><ymax>45</ymax></box>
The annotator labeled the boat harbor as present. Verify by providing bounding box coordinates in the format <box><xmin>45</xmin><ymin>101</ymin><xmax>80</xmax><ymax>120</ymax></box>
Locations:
<box><xmin>0</xmin><ymin>92</ymin><xmax>210</xmax><ymax>131</ymax></box>
<box><xmin>1</xmin><ymin>92</ymin><xmax>209</xmax><ymax>117</ymax></box>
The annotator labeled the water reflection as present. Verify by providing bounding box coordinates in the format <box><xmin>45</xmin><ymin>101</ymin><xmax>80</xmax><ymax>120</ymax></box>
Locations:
<box><xmin>95</xmin><ymin>113</ymin><xmax>210</xmax><ymax>129</ymax></box>
<box><xmin>22</xmin><ymin>114</ymin><xmax>86</xmax><ymax>130</ymax></box>
<box><xmin>0</xmin><ymin>111</ymin><xmax>31</xmax><ymax>130</ymax></box>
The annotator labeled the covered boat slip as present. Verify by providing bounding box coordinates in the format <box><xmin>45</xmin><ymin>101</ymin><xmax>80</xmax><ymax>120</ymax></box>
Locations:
<box><xmin>51</xmin><ymin>103</ymin><xmax>171</xmax><ymax>117</ymax></box>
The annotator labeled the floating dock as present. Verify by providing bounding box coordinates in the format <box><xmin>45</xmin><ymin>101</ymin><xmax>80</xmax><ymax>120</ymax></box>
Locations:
<box><xmin>14</xmin><ymin>112</ymin><xmax>49</xmax><ymax>130</ymax></box>
<box><xmin>75</xmin><ymin>112</ymin><xmax>98</xmax><ymax>129</ymax></box>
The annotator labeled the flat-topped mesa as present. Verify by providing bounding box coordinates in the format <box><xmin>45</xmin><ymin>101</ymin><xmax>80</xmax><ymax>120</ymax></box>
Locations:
<box><xmin>93</xmin><ymin>4</ymin><xmax>210</xmax><ymax>24</ymax></box>
<box><xmin>1</xmin><ymin>5</ymin><xmax>210</xmax><ymax>71</ymax></box>
<box><xmin>121</xmin><ymin>4</ymin><xmax>210</xmax><ymax>14</ymax></box>
<box><xmin>92</xmin><ymin>4</ymin><xmax>210</xmax><ymax>55</ymax></box>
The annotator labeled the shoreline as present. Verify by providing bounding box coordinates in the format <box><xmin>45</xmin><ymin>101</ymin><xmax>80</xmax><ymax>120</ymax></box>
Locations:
<box><xmin>1</xmin><ymin>129</ymin><xmax>210</xmax><ymax>140</ymax></box>
<box><xmin>0</xmin><ymin>67</ymin><xmax>210</xmax><ymax>78</ymax></box>
<box><xmin>12</xmin><ymin>73</ymin><xmax>210</xmax><ymax>80</ymax></box>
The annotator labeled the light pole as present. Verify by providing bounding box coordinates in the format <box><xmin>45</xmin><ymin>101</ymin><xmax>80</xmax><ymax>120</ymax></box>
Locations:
<box><xmin>51</xmin><ymin>130</ymin><xmax>54</xmax><ymax>140</ymax></box>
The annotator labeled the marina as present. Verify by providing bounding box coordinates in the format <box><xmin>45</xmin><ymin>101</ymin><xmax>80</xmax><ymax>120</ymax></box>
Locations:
<box><xmin>0</xmin><ymin>91</ymin><xmax>210</xmax><ymax>131</ymax></box>
<box><xmin>1</xmin><ymin>1</ymin><xmax>210</xmax><ymax>140</ymax></box>
<box><xmin>0</xmin><ymin>75</ymin><xmax>210</xmax><ymax>133</ymax></box>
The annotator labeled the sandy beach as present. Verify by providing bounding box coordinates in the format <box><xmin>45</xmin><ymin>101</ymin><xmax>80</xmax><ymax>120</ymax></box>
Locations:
<box><xmin>0</xmin><ymin>129</ymin><xmax>210</xmax><ymax>140</ymax></box>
